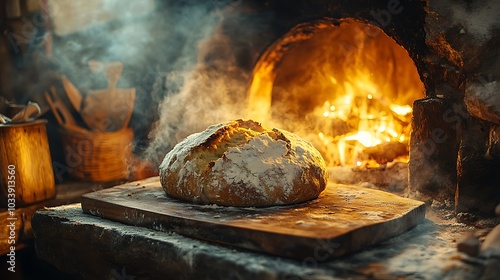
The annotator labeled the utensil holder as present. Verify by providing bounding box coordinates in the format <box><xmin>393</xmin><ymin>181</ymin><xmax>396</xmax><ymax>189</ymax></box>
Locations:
<box><xmin>0</xmin><ymin>120</ymin><xmax>56</xmax><ymax>206</ymax></box>
<box><xmin>59</xmin><ymin>127</ymin><xmax>133</xmax><ymax>182</ymax></box>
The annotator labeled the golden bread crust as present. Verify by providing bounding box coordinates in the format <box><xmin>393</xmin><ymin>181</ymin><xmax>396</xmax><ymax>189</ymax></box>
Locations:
<box><xmin>159</xmin><ymin>119</ymin><xmax>328</xmax><ymax>207</ymax></box>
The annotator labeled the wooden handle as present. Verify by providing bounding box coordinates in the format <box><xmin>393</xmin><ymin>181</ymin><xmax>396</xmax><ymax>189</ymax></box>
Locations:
<box><xmin>44</xmin><ymin>87</ymin><xmax>89</xmax><ymax>134</ymax></box>
<box><xmin>44</xmin><ymin>88</ymin><xmax>65</xmax><ymax>126</ymax></box>
<box><xmin>11</xmin><ymin>102</ymin><xmax>41</xmax><ymax>122</ymax></box>
<box><xmin>49</xmin><ymin>87</ymin><xmax>76</xmax><ymax>126</ymax></box>
<box><xmin>0</xmin><ymin>114</ymin><xmax>9</xmax><ymax>124</ymax></box>
<box><xmin>61</xmin><ymin>75</ymin><xmax>83</xmax><ymax>112</ymax></box>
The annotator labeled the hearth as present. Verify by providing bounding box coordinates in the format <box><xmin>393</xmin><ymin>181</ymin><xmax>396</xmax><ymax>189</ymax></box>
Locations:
<box><xmin>1</xmin><ymin>1</ymin><xmax>498</xmax><ymax>217</ymax></box>
<box><xmin>147</xmin><ymin>0</ymin><xmax>499</xmax><ymax>216</ymax></box>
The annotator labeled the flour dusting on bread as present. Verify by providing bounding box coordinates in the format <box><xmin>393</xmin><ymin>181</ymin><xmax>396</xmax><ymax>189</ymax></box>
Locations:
<box><xmin>159</xmin><ymin>119</ymin><xmax>328</xmax><ymax>207</ymax></box>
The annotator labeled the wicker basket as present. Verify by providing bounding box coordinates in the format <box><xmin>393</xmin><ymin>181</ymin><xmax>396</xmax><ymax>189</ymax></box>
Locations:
<box><xmin>60</xmin><ymin>127</ymin><xmax>133</xmax><ymax>182</ymax></box>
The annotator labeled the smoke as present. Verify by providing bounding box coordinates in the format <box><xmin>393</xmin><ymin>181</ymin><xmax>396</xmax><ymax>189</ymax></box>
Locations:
<box><xmin>40</xmin><ymin>1</ymin><xmax>251</xmax><ymax>164</ymax></box>
<box><xmin>144</xmin><ymin>23</ymin><xmax>251</xmax><ymax>164</ymax></box>
<box><xmin>446</xmin><ymin>0</ymin><xmax>500</xmax><ymax>42</ymax></box>
<box><xmin>49</xmin><ymin>0</ymin><xmax>220</xmax><ymax>88</ymax></box>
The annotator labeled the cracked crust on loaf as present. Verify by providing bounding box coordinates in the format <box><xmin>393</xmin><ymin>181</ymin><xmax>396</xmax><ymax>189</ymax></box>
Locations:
<box><xmin>159</xmin><ymin>119</ymin><xmax>328</xmax><ymax>207</ymax></box>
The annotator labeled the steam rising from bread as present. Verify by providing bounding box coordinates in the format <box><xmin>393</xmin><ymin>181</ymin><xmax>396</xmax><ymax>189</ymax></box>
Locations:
<box><xmin>145</xmin><ymin>30</ymin><xmax>252</xmax><ymax>164</ymax></box>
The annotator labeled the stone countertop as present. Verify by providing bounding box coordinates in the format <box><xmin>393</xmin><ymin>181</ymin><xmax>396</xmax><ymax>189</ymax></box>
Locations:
<box><xmin>0</xmin><ymin>179</ymin><xmax>123</xmax><ymax>256</ymax></box>
<box><xmin>32</xmin><ymin>203</ymin><xmax>495</xmax><ymax>280</ymax></box>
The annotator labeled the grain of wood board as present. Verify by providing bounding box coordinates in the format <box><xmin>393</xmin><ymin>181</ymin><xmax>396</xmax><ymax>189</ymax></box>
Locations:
<box><xmin>81</xmin><ymin>177</ymin><xmax>426</xmax><ymax>260</ymax></box>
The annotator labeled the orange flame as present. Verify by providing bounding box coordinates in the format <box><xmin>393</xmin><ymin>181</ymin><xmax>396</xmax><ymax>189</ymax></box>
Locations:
<box><xmin>248</xmin><ymin>19</ymin><xmax>424</xmax><ymax>166</ymax></box>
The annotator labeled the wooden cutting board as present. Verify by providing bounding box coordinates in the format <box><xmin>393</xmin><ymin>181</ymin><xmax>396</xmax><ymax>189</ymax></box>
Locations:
<box><xmin>81</xmin><ymin>177</ymin><xmax>425</xmax><ymax>260</ymax></box>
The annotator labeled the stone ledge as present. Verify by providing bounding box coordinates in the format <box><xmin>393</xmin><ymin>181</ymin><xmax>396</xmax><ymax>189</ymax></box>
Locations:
<box><xmin>0</xmin><ymin>180</ymin><xmax>122</xmax><ymax>256</ymax></box>
<box><xmin>31</xmin><ymin>204</ymin><xmax>492</xmax><ymax>280</ymax></box>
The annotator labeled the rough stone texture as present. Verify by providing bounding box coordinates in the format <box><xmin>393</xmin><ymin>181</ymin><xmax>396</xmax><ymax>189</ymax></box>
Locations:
<box><xmin>409</xmin><ymin>97</ymin><xmax>460</xmax><ymax>204</ymax></box>
<box><xmin>0</xmin><ymin>180</ymin><xmax>119</xmax><ymax>256</ymax></box>
<box><xmin>426</xmin><ymin>0</ymin><xmax>500</xmax><ymax>93</ymax></box>
<box><xmin>465</xmin><ymin>81</ymin><xmax>500</xmax><ymax>125</ymax></box>
<box><xmin>217</xmin><ymin>0</ymin><xmax>428</xmax><ymax>78</ymax></box>
<box><xmin>480</xmin><ymin>224</ymin><xmax>500</xmax><ymax>258</ymax></box>
<box><xmin>456</xmin><ymin>212</ymin><xmax>478</xmax><ymax>225</ymax></box>
<box><xmin>33</xmin><ymin>204</ymin><xmax>490</xmax><ymax>280</ymax></box>
<box><xmin>425</xmin><ymin>2</ymin><xmax>500</xmax><ymax>217</ymax></box>
<box><xmin>33</xmin><ymin>205</ymin><xmax>289</xmax><ymax>280</ymax></box>
<box><xmin>440</xmin><ymin>1</ymin><xmax>500</xmax><ymax>126</ymax></box>
<box><xmin>456</xmin><ymin>117</ymin><xmax>500</xmax><ymax>215</ymax></box>
<box><xmin>457</xmin><ymin>234</ymin><xmax>480</xmax><ymax>257</ymax></box>
<box><xmin>479</xmin><ymin>224</ymin><xmax>500</xmax><ymax>280</ymax></box>
<box><xmin>480</xmin><ymin>259</ymin><xmax>500</xmax><ymax>280</ymax></box>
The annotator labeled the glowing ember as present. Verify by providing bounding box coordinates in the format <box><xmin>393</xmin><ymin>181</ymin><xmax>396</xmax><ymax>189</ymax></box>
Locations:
<box><xmin>344</xmin><ymin>131</ymin><xmax>382</xmax><ymax>148</ymax></box>
<box><xmin>314</xmin><ymin>62</ymin><xmax>414</xmax><ymax>165</ymax></box>
<box><xmin>390</xmin><ymin>104</ymin><xmax>413</xmax><ymax>116</ymax></box>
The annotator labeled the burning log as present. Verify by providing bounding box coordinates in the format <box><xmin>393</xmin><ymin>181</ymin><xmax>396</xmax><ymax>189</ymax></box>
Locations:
<box><xmin>362</xmin><ymin>141</ymin><xmax>408</xmax><ymax>165</ymax></box>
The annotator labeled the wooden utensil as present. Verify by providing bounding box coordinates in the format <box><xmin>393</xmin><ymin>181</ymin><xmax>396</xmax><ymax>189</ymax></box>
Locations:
<box><xmin>0</xmin><ymin>114</ymin><xmax>9</xmax><ymax>124</ymax></box>
<box><xmin>81</xmin><ymin>62</ymin><xmax>135</xmax><ymax>132</ymax></box>
<box><xmin>81</xmin><ymin>88</ymin><xmax>135</xmax><ymax>132</ymax></box>
<box><xmin>11</xmin><ymin>101</ymin><xmax>41</xmax><ymax>122</ymax></box>
<box><xmin>61</xmin><ymin>75</ymin><xmax>83</xmax><ymax>113</ymax></box>
<box><xmin>44</xmin><ymin>87</ymin><xmax>89</xmax><ymax>134</ymax></box>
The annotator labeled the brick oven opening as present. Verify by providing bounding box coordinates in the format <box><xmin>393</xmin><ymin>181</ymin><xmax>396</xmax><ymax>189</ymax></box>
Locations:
<box><xmin>247</xmin><ymin>19</ymin><xmax>424</xmax><ymax>168</ymax></box>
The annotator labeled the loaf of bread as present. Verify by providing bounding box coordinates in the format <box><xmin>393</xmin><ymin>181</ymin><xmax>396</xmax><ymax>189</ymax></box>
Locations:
<box><xmin>159</xmin><ymin>119</ymin><xmax>328</xmax><ymax>207</ymax></box>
